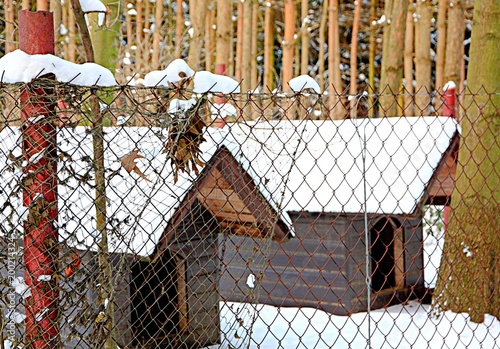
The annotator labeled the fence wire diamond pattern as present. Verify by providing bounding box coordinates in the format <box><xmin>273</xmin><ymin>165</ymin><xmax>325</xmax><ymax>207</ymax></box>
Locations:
<box><xmin>0</xmin><ymin>83</ymin><xmax>499</xmax><ymax>349</ymax></box>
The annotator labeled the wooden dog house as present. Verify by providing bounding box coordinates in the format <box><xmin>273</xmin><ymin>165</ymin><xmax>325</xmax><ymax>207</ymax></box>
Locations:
<box><xmin>128</xmin><ymin>145</ymin><xmax>291</xmax><ymax>348</ymax></box>
<box><xmin>217</xmin><ymin>117</ymin><xmax>459</xmax><ymax>315</ymax></box>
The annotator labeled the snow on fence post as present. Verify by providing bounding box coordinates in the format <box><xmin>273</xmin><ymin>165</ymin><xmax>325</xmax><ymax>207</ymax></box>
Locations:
<box><xmin>18</xmin><ymin>9</ymin><xmax>59</xmax><ymax>348</ymax></box>
<box><xmin>441</xmin><ymin>81</ymin><xmax>457</xmax><ymax>119</ymax></box>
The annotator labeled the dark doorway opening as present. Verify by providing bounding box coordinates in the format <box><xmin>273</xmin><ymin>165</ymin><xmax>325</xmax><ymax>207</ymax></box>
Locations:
<box><xmin>370</xmin><ymin>217</ymin><xmax>403</xmax><ymax>292</ymax></box>
<box><xmin>131</xmin><ymin>249</ymin><xmax>179</xmax><ymax>345</ymax></box>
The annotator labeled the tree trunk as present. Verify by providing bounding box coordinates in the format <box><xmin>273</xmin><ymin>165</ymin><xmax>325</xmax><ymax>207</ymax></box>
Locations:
<box><xmin>435</xmin><ymin>0</ymin><xmax>448</xmax><ymax>91</ymax></box>
<box><xmin>368</xmin><ymin>0</ymin><xmax>376</xmax><ymax>117</ymax></box>
<box><xmin>283</xmin><ymin>0</ymin><xmax>295</xmax><ymax>89</ymax></box>
<box><xmin>403</xmin><ymin>2</ymin><xmax>414</xmax><ymax>116</ymax></box>
<box><xmin>68</xmin><ymin>3</ymin><xmax>77</xmax><ymax>62</ymax></box>
<box><xmin>50</xmin><ymin>0</ymin><xmax>62</xmax><ymax>55</ymax></box>
<box><xmin>135</xmin><ymin>0</ymin><xmax>144</xmax><ymax>74</ymax></box>
<box><xmin>175</xmin><ymin>0</ymin><xmax>184</xmax><ymax>58</ymax></box>
<box><xmin>318</xmin><ymin>0</ymin><xmax>328</xmax><ymax>90</ymax></box>
<box><xmin>144</xmin><ymin>0</ymin><xmax>151</xmax><ymax>70</ymax></box>
<box><xmin>414</xmin><ymin>0</ymin><xmax>432</xmax><ymax>115</ymax></box>
<box><xmin>263</xmin><ymin>1</ymin><xmax>275</xmax><ymax>91</ymax></box>
<box><xmin>328</xmin><ymin>0</ymin><xmax>343</xmax><ymax>119</ymax></box>
<box><xmin>89</xmin><ymin>0</ymin><xmax>123</xmax><ymax>75</ymax></box>
<box><xmin>152</xmin><ymin>0</ymin><xmax>164</xmax><ymax>69</ymax></box>
<box><xmin>349</xmin><ymin>0</ymin><xmax>362</xmax><ymax>118</ymax></box>
<box><xmin>379</xmin><ymin>0</ymin><xmax>408</xmax><ymax>117</ymax></box>
<box><xmin>300</xmin><ymin>0</ymin><xmax>309</xmax><ymax>75</ymax></box>
<box><xmin>241</xmin><ymin>0</ymin><xmax>253</xmax><ymax>92</ymax></box>
<box><xmin>71</xmin><ymin>2</ymin><xmax>116</xmax><ymax>347</ymax></box>
<box><xmin>251</xmin><ymin>0</ymin><xmax>259</xmax><ymax>90</ymax></box>
<box><xmin>433</xmin><ymin>0</ymin><xmax>500</xmax><ymax>324</ymax></box>
<box><xmin>188</xmin><ymin>0</ymin><xmax>207</xmax><ymax>70</ymax></box>
<box><xmin>205</xmin><ymin>6</ymin><xmax>215</xmax><ymax>71</ymax></box>
<box><xmin>444</xmin><ymin>0</ymin><xmax>464</xmax><ymax>87</ymax></box>
<box><xmin>215</xmin><ymin>0</ymin><xmax>232</xmax><ymax>75</ymax></box>
<box><xmin>235</xmin><ymin>0</ymin><xmax>244</xmax><ymax>82</ymax></box>
<box><xmin>5</xmin><ymin>0</ymin><xmax>15</xmax><ymax>53</ymax></box>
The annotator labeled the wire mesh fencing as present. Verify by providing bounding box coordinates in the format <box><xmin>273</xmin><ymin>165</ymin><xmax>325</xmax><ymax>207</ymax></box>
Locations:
<box><xmin>0</xmin><ymin>81</ymin><xmax>499</xmax><ymax>349</ymax></box>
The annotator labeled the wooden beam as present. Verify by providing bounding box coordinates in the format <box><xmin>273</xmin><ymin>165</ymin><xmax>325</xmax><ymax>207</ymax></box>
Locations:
<box><xmin>421</xmin><ymin>132</ymin><xmax>460</xmax><ymax>209</ymax></box>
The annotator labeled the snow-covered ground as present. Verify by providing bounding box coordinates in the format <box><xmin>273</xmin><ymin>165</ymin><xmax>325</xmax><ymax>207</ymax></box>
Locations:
<box><xmin>212</xmin><ymin>301</ymin><xmax>500</xmax><ymax>349</ymax></box>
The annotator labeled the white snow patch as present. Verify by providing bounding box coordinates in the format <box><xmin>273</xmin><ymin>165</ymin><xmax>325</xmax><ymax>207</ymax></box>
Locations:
<box><xmin>168</xmin><ymin>98</ymin><xmax>196</xmax><ymax>114</ymax></box>
<box><xmin>144</xmin><ymin>59</ymin><xmax>195</xmax><ymax>87</ymax></box>
<box><xmin>117</xmin><ymin>116</ymin><xmax>131</xmax><ymax>125</ymax></box>
<box><xmin>246</xmin><ymin>274</ymin><xmax>256</xmax><ymax>288</ymax></box>
<box><xmin>443</xmin><ymin>81</ymin><xmax>457</xmax><ymax>91</ymax></box>
<box><xmin>210</xmin><ymin>103</ymin><xmax>237</xmax><ymax>119</ymax></box>
<box><xmin>37</xmin><ymin>274</ymin><xmax>52</xmax><ymax>282</ymax></box>
<box><xmin>7</xmin><ymin>310</ymin><xmax>26</xmax><ymax>324</ymax></box>
<box><xmin>35</xmin><ymin>308</ymin><xmax>49</xmax><ymax>322</ymax></box>
<box><xmin>29</xmin><ymin>151</ymin><xmax>44</xmax><ymax>164</ymax></box>
<box><xmin>288</xmin><ymin>75</ymin><xmax>321</xmax><ymax>93</ymax></box>
<box><xmin>214</xmin><ymin>301</ymin><xmax>500</xmax><ymax>349</ymax></box>
<box><xmin>193</xmin><ymin>71</ymin><xmax>240</xmax><ymax>94</ymax></box>
<box><xmin>0</xmin><ymin>50</ymin><xmax>115</xmax><ymax>86</ymax></box>
<box><xmin>80</xmin><ymin>0</ymin><xmax>107</xmax><ymax>13</ymax></box>
<box><xmin>60</xmin><ymin>24</ymin><xmax>68</xmax><ymax>36</ymax></box>
<box><xmin>11</xmin><ymin>276</ymin><xmax>31</xmax><ymax>299</ymax></box>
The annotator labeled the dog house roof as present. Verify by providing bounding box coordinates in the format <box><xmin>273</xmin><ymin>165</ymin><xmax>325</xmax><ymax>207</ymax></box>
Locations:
<box><xmin>224</xmin><ymin>116</ymin><xmax>459</xmax><ymax>215</ymax></box>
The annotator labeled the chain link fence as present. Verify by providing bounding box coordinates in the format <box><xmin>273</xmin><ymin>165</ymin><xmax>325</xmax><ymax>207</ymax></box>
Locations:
<box><xmin>0</xmin><ymin>81</ymin><xmax>499</xmax><ymax>348</ymax></box>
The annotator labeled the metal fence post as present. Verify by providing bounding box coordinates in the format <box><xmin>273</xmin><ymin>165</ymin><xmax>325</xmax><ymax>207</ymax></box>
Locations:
<box><xmin>18</xmin><ymin>9</ymin><xmax>59</xmax><ymax>348</ymax></box>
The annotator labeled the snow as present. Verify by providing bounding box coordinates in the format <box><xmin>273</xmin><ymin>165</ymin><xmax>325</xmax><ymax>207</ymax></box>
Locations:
<box><xmin>210</xmin><ymin>103</ymin><xmax>237</xmax><ymax>119</ymax></box>
<box><xmin>0</xmin><ymin>50</ymin><xmax>115</xmax><ymax>86</ymax></box>
<box><xmin>193</xmin><ymin>71</ymin><xmax>240</xmax><ymax>93</ymax></box>
<box><xmin>7</xmin><ymin>311</ymin><xmax>26</xmax><ymax>324</ymax></box>
<box><xmin>37</xmin><ymin>275</ymin><xmax>52</xmax><ymax>282</ymax></box>
<box><xmin>214</xmin><ymin>301</ymin><xmax>500</xmax><ymax>349</ymax></box>
<box><xmin>11</xmin><ymin>276</ymin><xmax>31</xmax><ymax>299</ymax></box>
<box><xmin>144</xmin><ymin>58</ymin><xmax>195</xmax><ymax>86</ymax></box>
<box><xmin>79</xmin><ymin>0</ymin><xmax>106</xmax><ymax>13</ymax></box>
<box><xmin>144</xmin><ymin>60</ymin><xmax>240</xmax><ymax>93</ymax></box>
<box><xmin>288</xmin><ymin>75</ymin><xmax>321</xmax><ymax>93</ymax></box>
<box><xmin>246</xmin><ymin>274</ymin><xmax>256</xmax><ymax>288</ymax></box>
<box><xmin>444</xmin><ymin>81</ymin><xmax>457</xmax><ymax>91</ymax></box>
<box><xmin>168</xmin><ymin>98</ymin><xmax>197</xmax><ymax>114</ymax></box>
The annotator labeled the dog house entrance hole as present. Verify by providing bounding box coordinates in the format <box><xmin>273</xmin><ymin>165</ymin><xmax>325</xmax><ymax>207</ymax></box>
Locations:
<box><xmin>131</xmin><ymin>249</ymin><xmax>180</xmax><ymax>345</ymax></box>
<box><xmin>370</xmin><ymin>217</ymin><xmax>404</xmax><ymax>292</ymax></box>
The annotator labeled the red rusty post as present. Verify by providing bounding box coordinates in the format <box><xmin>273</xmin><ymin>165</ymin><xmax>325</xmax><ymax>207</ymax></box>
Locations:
<box><xmin>441</xmin><ymin>81</ymin><xmax>457</xmax><ymax>233</ymax></box>
<box><xmin>19</xmin><ymin>10</ymin><xmax>59</xmax><ymax>348</ymax></box>
<box><xmin>441</xmin><ymin>81</ymin><xmax>456</xmax><ymax>119</ymax></box>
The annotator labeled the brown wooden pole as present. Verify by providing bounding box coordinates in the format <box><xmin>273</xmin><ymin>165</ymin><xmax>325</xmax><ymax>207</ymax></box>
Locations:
<box><xmin>18</xmin><ymin>9</ymin><xmax>59</xmax><ymax>349</ymax></box>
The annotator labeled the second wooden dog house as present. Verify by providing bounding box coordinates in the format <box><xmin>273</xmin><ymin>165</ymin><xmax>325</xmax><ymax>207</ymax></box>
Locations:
<box><xmin>217</xmin><ymin>117</ymin><xmax>459</xmax><ymax>315</ymax></box>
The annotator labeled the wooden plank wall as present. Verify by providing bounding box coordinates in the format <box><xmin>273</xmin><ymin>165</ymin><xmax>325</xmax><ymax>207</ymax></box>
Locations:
<box><xmin>220</xmin><ymin>212</ymin><xmax>425</xmax><ymax>315</ymax></box>
<box><xmin>220</xmin><ymin>212</ymin><xmax>356</xmax><ymax>315</ymax></box>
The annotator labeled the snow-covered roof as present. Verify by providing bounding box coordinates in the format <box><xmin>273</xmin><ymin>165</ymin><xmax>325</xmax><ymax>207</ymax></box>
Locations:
<box><xmin>223</xmin><ymin>117</ymin><xmax>459</xmax><ymax>215</ymax></box>
<box><xmin>0</xmin><ymin>117</ymin><xmax>459</xmax><ymax>256</ymax></box>
<box><xmin>0</xmin><ymin>127</ymin><xmax>223</xmax><ymax>257</ymax></box>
